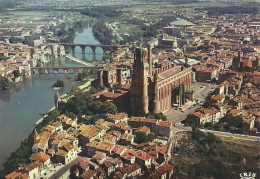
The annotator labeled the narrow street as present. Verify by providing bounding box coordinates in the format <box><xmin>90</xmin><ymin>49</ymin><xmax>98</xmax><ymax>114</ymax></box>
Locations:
<box><xmin>49</xmin><ymin>156</ymin><xmax>80</xmax><ymax>179</ymax></box>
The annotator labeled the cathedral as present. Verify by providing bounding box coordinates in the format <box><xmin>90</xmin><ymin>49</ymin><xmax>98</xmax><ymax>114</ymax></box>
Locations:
<box><xmin>130</xmin><ymin>46</ymin><xmax>193</xmax><ymax>114</ymax></box>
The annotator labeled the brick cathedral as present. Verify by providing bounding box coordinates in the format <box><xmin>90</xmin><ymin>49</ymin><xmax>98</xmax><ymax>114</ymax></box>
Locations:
<box><xmin>130</xmin><ymin>46</ymin><xmax>193</xmax><ymax>114</ymax></box>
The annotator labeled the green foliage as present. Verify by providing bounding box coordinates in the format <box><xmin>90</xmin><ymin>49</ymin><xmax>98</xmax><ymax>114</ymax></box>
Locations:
<box><xmin>81</xmin><ymin>114</ymin><xmax>106</xmax><ymax>125</ymax></box>
<box><xmin>135</xmin><ymin>131</ymin><xmax>157</xmax><ymax>144</ymax></box>
<box><xmin>173</xmin><ymin>130</ymin><xmax>259</xmax><ymax>178</ymax></box>
<box><xmin>13</xmin><ymin>70</ymin><xmax>20</xmax><ymax>78</ymax></box>
<box><xmin>205</xmin><ymin>115</ymin><xmax>243</xmax><ymax>133</ymax></box>
<box><xmin>102</xmin><ymin>101</ymin><xmax>117</xmax><ymax>114</ymax></box>
<box><xmin>135</xmin><ymin>132</ymin><xmax>149</xmax><ymax>144</ymax></box>
<box><xmin>90</xmin><ymin>101</ymin><xmax>117</xmax><ymax>114</ymax></box>
<box><xmin>77</xmin><ymin>72</ymin><xmax>88</xmax><ymax>81</ymax></box>
<box><xmin>80</xmin><ymin>6</ymin><xmax>122</xmax><ymax>19</ymax></box>
<box><xmin>0</xmin><ymin>77</ymin><xmax>11</xmax><ymax>90</ymax></box>
<box><xmin>61</xmin><ymin>88</ymin><xmax>117</xmax><ymax>118</ymax></box>
<box><xmin>92</xmin><ymin>21</ymin><xmax>114</xmax><ymax>45</ymax></box>
<box><xmin>65</xmin><ymin>111</ymin><xmax>77</xmax><ymax>120</ymax></box>
<box><xmin>142</xmin><ymin>16</ymin><xmax>177</xmax><ymax>38</ymax></box>
<box><xmin>52</xmin><ymin>79</ymin><xmax>64</xmax><ymax>87</ymax></box>
<box><xmin>0</xmin><ymin>55</ymin><xmax>7</xmax><ymax>61</ymax></box>
<box><xmin>205</xmin><ymin>5</ymin><xmax>259</xmax><ymax>16</ymax></box>
<box><xmin>89</xmin><ymin>87</ymin><xmax>98</xmax><ymax>94</ymax></box>
<box><xmin>136</xmin><ymin>111</ymin><xmax>167</xmax><ymax>121</ymax></box>
<box><xmin>65</xmin><ymin>96</ymin><xmax>86</xmax><ymax>115</ymax></box>
<box><xmin>148</xmin><ymin>132</ymin><xmax>157</xmax><ymax>141</ymax></box>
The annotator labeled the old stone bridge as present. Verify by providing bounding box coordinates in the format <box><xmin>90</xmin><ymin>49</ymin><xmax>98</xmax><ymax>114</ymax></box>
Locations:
<box><xmin>58</xmin><ymin>43</ymin><xmax>117</xmax><ymax>56</ymax></box>
<box><xmin>31</xmin><ymin>66</ymin><xmax>103</xmax><ymax>75</ymax></box>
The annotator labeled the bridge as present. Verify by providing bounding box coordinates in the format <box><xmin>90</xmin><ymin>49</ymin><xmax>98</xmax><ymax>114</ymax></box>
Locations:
<box><xmin>31</xmin><ymin>66</ymin><xmax>103</xmax><ymax>75</ymax></box>
<box><xmin>58</xmin><ymin>43</ymin><xmax>117</xmax><ymax>56</ymax></box>
<box><xmin>65</xmin><ymin>54</ymin><xmax>93</xmax><ymax>66</ymax></box>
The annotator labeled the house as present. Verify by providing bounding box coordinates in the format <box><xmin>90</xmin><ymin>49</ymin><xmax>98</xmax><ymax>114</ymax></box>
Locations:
<box><xmin>32</xmin><ymin>130</ymin><xmax>51</xmax><ymax>153</ymax></box>
<box><xmin>135</xmin><ymin>126</ymin><xmax>151</xmax><ymax>135</ymax></box>
<box><xmin>211</xmin><ymin>95</ymin><xmax>225</xmax><ymax>103</ymax></box>
<box><xmin>134</xmin><ymin>150</ymin><xmax>152</xmax><ymax>169</ymax></box>
<box><xmin>69</xmin><ymin>157</ymin><xmax>99</xmax><ymax>178</ymax></box>
<box><xmin>154</xmin><ymin>121</ymin><xmax>172</xmax><ymax>137</ymax></box>
<box><xmin>79</xmin><ymin>126</ymin><xmax>103</xmax><ymax>146</ymax></box>
<box><xmin>5</xmin><ymin>171</ymin><xmax>29</xmax><ymax>179</ymax></box>
<box><xmin>111</xmin><ymin>163</ymin><xmax>141</xmax><ymax>179</ymax></box>
<box><xmin>152</xmin><ymin>163</ymin><xmax>174</xmax><ymax>179</ymax></box>
<box><xmin>113</xmin><ymin>122</ymin><xmax>131</xmax><ymax>134</ymax></box>
<box><xmin>242</xmin><ymin>118</ymin><xmax>255</xmax><ymax>135</ymax></box>
<box><xmin>24</xmin><ymin>162</ymin><xmax>40</xmax><ymax>178</ymax></box>
<box><xmin>106</xmin><ymin>113</ymin><xmax>128</xmax><ymax>124</ymax></box>
<box><xmin>119</xmin><ymin>132</ymin><xmax>134</xmax><ymax>145</ymax></box>
<box><xmin>56</xmin><ymin>142</ymin><xmax>77</xmax><ymax>164</ymax></box>
<box><xmin>112</xmin><ymin>145</ymin><xmax>127</xmax><ymax>157</ymax></box>
<box><xmin>120</xmin><ymin>149</ymin><xmax>136</xmax><ymax>164</ymax></box>
<box><xmin>86</xmin><ymin>141</ymin><xmax>116</xmax><ymax>157</ymax></box>
<box><xmin>29</xmin><ymin>152</ymin><xmax>50</xmax><ymax>169</ymax></box>
<box><xmin>195</xmin><ymin>67</ymin><xmax>217</xmax><ymax>82</ymax></box>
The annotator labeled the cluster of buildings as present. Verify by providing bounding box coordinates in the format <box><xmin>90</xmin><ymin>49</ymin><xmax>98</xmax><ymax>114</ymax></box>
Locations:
<box><xmin>156</xmin><ymin>13</ymin><xmax>260</xmax><ymax>83</ymax></box>
<box><xmin>0</xmin><ymin>11</ymin><xmax>83</xmax><ymax>84</ymax></box>
<box><xmin>187</xmin><ymin>71</ymin><xmax>259</xmax><ymax>135</ymax></box>
<box><xmin>5</xmin><ymin>112</ymin><xmax>174</xmax><ymax>179</ymax></box>
<box><xmin>0</xmin><ymin>41</ymin><xmax>65</xmax><ymax>82</ymax></box>
<box><xmin>180</xmin><ymin>13</ymin><xmax>260</xmax><ymax>135</ymax></box>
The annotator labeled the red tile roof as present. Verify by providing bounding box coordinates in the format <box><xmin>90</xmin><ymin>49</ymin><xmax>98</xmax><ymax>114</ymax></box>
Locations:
<box><xmin>29</xmin><ymin>152</ymin><xmax>50</xmax><ymax>162</ymax></box>
<box><xmin>157</xmin><ymin>121</ymin><xmax>171</xmax><ymax>128</ymax></box>
<box><xmin>135</xmin><ymin>126</ymin><xmax>150</xmax><ymax>134</ymax></box>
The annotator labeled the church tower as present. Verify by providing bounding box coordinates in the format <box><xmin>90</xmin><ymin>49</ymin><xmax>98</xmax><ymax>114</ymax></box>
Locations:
<box><xmin>34</xmin><ymin>129</ymin><xmax>40</xmax><ymax>141</ymax></box>
<box><xmin>130</xmin><ymin>47</ymin><xmax>149</xmax><ymax>114</ymax></box>
<box><xmin>54</xmin><ymin>91</ymin><xmax>60</xmax><ymax>110</ymax></box>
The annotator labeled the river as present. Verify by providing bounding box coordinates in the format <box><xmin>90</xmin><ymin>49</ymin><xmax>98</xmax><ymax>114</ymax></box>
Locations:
<box><xmin>0</xmin><ymin>27</ymin><xmax>102</xmax><ymax>169</ymax></box>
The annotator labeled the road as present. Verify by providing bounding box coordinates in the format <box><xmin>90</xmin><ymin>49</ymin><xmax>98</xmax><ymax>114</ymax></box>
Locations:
<box><xmin>107</xmin><ymin>23</ymin><xmax>123</xmax><ymax>41</ymax></box>
<box><xmin>49</xmin><ymin>156</ymin><xmax>80</xmax><ymax>179</ymax></box>
<box><xmin>200</xmin><ymin>128</ymin><xmax>260</xmax><ymax>141</ymax></box>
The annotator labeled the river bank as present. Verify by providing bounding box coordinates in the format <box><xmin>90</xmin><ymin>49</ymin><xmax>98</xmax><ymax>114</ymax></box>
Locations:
<box><xmin>0</xmin><ymin>25</ymin><xmax>101</xmax><ymax>171</ymax></box>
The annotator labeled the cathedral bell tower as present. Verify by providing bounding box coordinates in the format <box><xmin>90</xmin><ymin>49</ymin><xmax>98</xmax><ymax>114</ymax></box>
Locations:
<box><xmin>130</xmin><ymin>47</ymin><xmax>149</xmax><ymax>115</ymax></box>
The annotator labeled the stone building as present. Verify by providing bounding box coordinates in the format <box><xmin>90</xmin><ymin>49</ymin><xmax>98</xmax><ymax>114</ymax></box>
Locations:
<box><xmin>130</xmin><ymin>46</ymin><xmax>192</xmax><ymax>114</ymax></box>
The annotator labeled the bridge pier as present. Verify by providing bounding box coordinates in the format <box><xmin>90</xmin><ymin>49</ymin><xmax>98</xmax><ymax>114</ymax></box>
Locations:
<box><xmin>73</xmin><ymin>69</ymin><xmax>78</xmax><ymax>74</ymax></box>
<box><xmin>82</xmin><ymin>53</ymin><xmax>87</xmax><ymax>61</ymax></box>
<box><xmin>102</xmin><ymin>47</ymin><xmax>107</xmax><ymax>55</ymax></box>
<box><xmin>71</xmin><ymin>45</ymin><xmax>76</xmax><ymax>54</ymax></box>
<box><xmin>44</xmin><ymin>69</ymin><xmax>49</xmax><ymax>75</ymax></box>
<box><xmin>39</xmin><ymin>69</ymin><xmax>44</xmax><ymax>74</ymax></box>
<box><xmin>80</xmin><ymin>45</ymin><xmax>86</xmax><ymax>54</ymax></box>
<box><xmin>91</xmin><ymin>46</ymin><xmax>97</xmax><ymax>60</ymax></box>
<box><xmin>54</xmin><ymin>69</ymin><xmax>59</xmax><ymax>75</ymax></box>
<box><xmin>63</xmin><ymin>69</ymin><xmax>68</xmax><ymax>74</ymax></box>
<box><xmin>33</xmin><ymin>69</ymin><xmax>39</xmax><ymax>75</ymax></box>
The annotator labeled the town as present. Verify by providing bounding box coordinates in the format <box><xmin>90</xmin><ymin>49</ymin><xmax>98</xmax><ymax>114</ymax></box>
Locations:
<box><xmin>0</xmin><ymin>0</ymin><xmax>259</xmax><ymax>178</ymax></box>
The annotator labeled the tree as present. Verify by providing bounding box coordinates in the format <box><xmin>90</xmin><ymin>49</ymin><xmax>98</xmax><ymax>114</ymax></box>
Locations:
<box><xmin>0</xmin><ymin>77</ymin><xmax>10</xmax><ymax>90</ymax></box>
<box><xmin>66</xmin><ymin>112</ymin><xmax>77</xmax><ymax>120</ymax></box>
<box><xmin>91</xmin><ymin>101</ymin><xmax>103</xmax><ymax>113</ymax></box>
<box><xmin>53</xmin><ymin>79</ymin><xmax>64</xmax><ymax>87</ymax></box>
<box><xmin>135</xmin><ymin>132</ymin><xmax>148</xmax><ymax>144</ymax></box>
<box><xmin>101</xmin><ymin>101</ymin><xmax>117</xmax><ymax>114</ymax></box>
